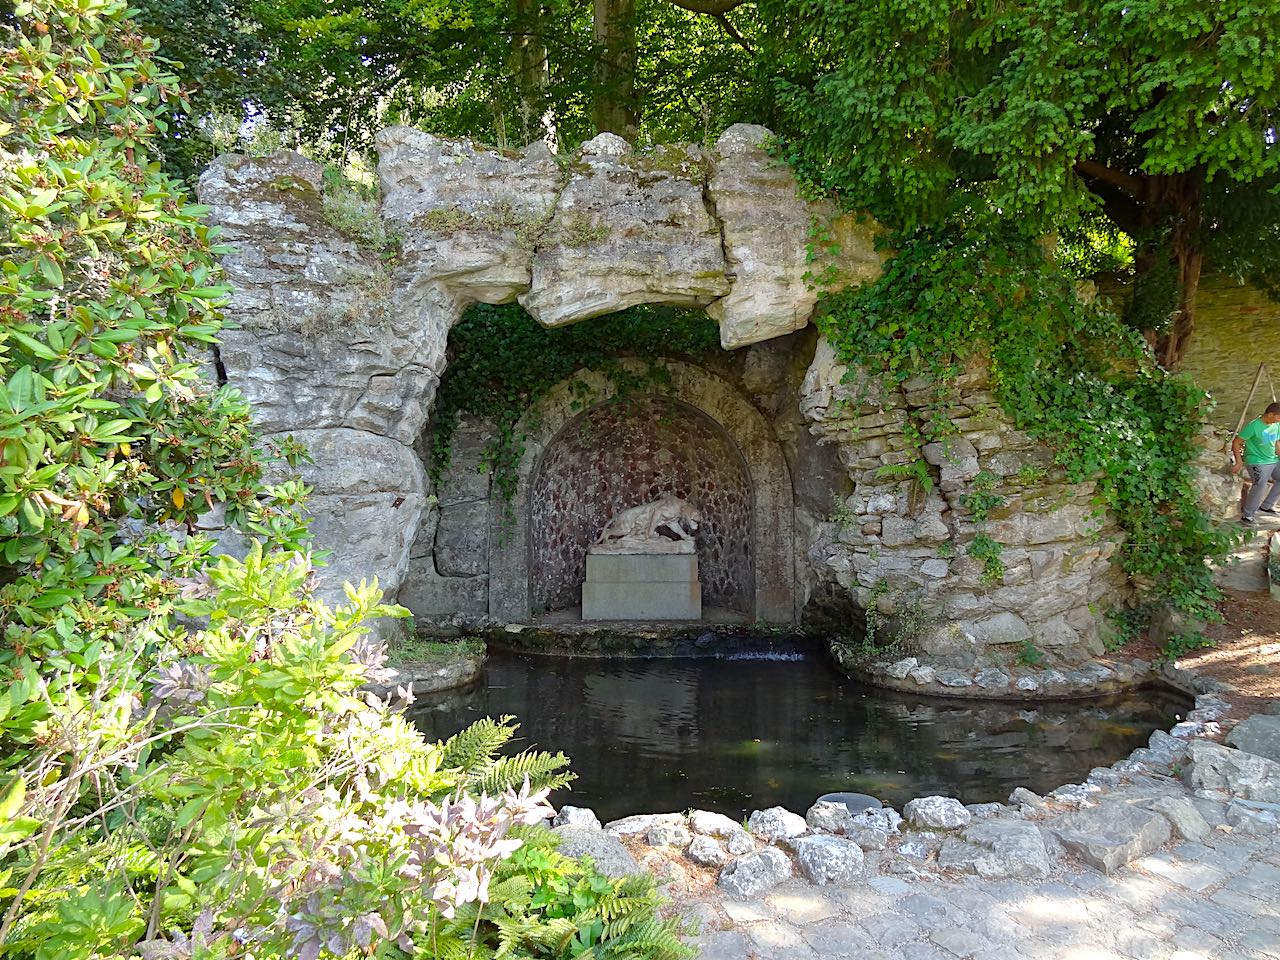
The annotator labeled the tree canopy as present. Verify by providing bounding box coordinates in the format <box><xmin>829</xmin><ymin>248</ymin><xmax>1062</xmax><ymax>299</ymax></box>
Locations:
<box><xmin>130</xmin><ymin>0</ymin><xmax>1280</xmax><ymax>366</ymax></box>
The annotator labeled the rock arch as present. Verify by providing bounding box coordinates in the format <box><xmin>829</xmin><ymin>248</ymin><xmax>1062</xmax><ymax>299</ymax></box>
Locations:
<box><xmin>489</xmin><ymin>360</ymin><xmax>796</xmax><ymax>623</ymax></box>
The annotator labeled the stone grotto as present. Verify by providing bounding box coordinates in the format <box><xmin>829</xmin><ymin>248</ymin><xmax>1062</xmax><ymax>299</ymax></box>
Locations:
<box><xmin>196</xmin><ymin>121</ymin><xmax>1240</xmax><ymax>685</ymax></box>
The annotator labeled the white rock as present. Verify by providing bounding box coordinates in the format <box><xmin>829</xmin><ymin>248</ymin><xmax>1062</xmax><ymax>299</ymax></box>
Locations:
<box><xmin>904</xmin><ymin>796</ymin><xmax>972</xmax><ymax>830</ymax></box>
<box><xmin>717</xmin><ymin>847</ymin><xmax>792</xmax><ymax>898</ymax></box>
<box><xmin>885</xmin><ymin>657</ymin><xmax>918</xmax><ymax>680</ymax></box>
<box><xmin>648</xmin><ymin>823</ymin><xmax>692</xmax><ymax>847</ymax></box>
<box><xmin>553</xmin><ymin>805</ymin><xmax>601</xmax><ymax>829</ymax></box>
<box><xmin>605</xmin><ymin>813</ymin><xmax>685</xmax><ymax>837</ymax></box>
<box><xmin>792</xmin><ymin>835</ymin><xmax>865</xmax><ymax>884</ymax></box>
<box><xmin>806</xmin><ymin>800</ymin><xmax>854</xmax><ymax>834</ymax></box>
<box><xmin>747</xmin><ymin>806</ymin><xmax>809</xmax><ymax>842</ymax></box>
<box><xmin>686</xmin><ymin>835</ymin><xmax>730</xmax><ymax>867</ymax></box>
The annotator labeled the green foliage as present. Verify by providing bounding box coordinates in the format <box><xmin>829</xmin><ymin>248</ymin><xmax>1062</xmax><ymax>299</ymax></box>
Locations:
<box><xmin>418</xmin><ymin>829</ymin><xmax>692</xmax><ymax>959</ymax></box>
<box><xmin>431</xmin><ymin>302</ymin><xmax>721</xmax><ymax>501</ymax></box>
<box><xmin>958</xmin><ymin>470</ymin><xmax>1003</xmax><ymax>525</ymax></box>
<box><xmin>772</xmin><ymin>0</ymin><xmax>1280</xmax><ymax>235</ymax></box>
<box><xmin>0</xmin><ymin>545</ymin><xmax>660</xmax><ymax>959</ymax></box>
<box><xmin>1015</xmin><ymin>640</ymin><xmax>1045</xmax><ymax>668</ymax></box>
<box><xmin>392</xmin><ymin>635</ymin><xmax>486</xmax><ymax>663</ymax></box>
<box><xmin>0</xmin><ymin>0</ymin><xmax>311</xmax><ymax>748</ymax></box>
<box><xmin>817</xmin><ymin>223</ymin><xmax>1234</xmax><ymax>615</ymax></box>
<box><xmin>1158</xmin><ymin>631</ymin><xmax>1216</xmax><ymax>663</ymax></box>
<box><xmin>966</xmin><ymin>534</ymin><xmax>1005</xmax><ymax>587</ymax></box>
<box><xmin>770</xmin><ymin>0</ymin><xmax>1280</xmax><ymax>363</ymax></box>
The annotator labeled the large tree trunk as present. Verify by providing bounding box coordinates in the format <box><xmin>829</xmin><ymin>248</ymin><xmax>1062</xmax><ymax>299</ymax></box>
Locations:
<box><xmin>1152</xmin><ymin>174</ymin><xmax>1203</xmax><ymax>371</ymax></box>
<box><xmin>510</xmin><ymin>0</ymin><xmax>550</xmax><ymax>144</ymax></box>
<box><xmin>591</xmin><ymin>0</ymin><xmax>638</xmax><ymax>138</ymax></box>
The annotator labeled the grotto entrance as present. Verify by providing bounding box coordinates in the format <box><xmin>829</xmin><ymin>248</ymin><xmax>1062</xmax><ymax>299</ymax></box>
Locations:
<box><xmin>488</xmin><ymin>359</ymin><xmax>796</xmax><ymax>625</ymax></box>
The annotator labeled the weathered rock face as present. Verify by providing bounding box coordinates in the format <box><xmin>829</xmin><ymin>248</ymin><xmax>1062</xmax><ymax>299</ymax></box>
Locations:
<box><xmin>801</xmin><ymin>342</ymin><xmax>1128</xmax><ymax>663</ymax></box>
<box><xmin>521</xmin><ymin>136</ymin><xmax>728</xmax><ymax>325</ymax></box>
<box><xmin>706</xmin><ymin>124</ymin><xmax>882</xmax><ymax>349</ymax></box>
<box><xmin>200</xmin><ymin>154</ymin><xmax>436</xmax><ymax>607</ymax></box>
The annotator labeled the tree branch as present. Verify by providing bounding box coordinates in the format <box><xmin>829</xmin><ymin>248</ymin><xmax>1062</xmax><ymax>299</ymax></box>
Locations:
<box><xmin>713</xmin><ymin>12</ymin><xmax>754</xmax><ymax>53</ymax></box>
<box><xmin>1074</xmin><ymin>159</ymin><xmax>1148</xmax><ymax>199</ymax></box>
<box><xmin>667</xmin><ymin>0</ymin><xmax>748</xmax><ymax>14</ymax></box>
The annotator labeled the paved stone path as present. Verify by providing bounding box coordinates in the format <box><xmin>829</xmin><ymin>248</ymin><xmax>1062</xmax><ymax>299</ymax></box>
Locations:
<box><xmin>685</xmin><ymin>830</ymin><xmax>1280</xmax><ymax>959</ymax></box>
<box><xmin>1214</xmin><ymin>512</ymin><xmax>1280</xmax><ymax>593</ymax></box>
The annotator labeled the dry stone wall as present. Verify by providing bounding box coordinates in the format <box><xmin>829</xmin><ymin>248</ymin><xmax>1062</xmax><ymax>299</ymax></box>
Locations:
<box><xmin>800</xmin><ymin>340</ymin><xmax>1129</xmax><ymax>666</ymax></box>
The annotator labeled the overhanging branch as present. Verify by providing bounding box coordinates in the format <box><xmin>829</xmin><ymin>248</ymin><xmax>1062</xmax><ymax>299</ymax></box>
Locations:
<box><xmin>1074</xmin><ymin>159</ymin><xmax>1148</xmax><ymax>200</ymax></box>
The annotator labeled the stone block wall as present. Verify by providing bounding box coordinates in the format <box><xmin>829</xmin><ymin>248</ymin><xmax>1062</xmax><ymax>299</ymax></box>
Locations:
<box><xmin>800</xmin><ymin>339</ymin><xmax>1128</xmax><ymax>664</ymax></box>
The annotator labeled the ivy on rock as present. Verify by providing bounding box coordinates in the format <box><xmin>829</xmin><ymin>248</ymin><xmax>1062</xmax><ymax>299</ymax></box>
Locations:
<box><xmin>817</xmin><ymin>221</ymin><xmax>1235</xmax><ymax>623</ymax></box>
<box><xmin>430</xmin><ymin>302</ymin><xmax>721</xmax><ymax>501</ymax></box>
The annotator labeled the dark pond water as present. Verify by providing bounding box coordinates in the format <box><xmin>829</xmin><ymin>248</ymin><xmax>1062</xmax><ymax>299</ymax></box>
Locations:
<box><xmin>409</xmin><ymin>648</ymin><xmax>1190</xmax><ymax>821</ymax></box>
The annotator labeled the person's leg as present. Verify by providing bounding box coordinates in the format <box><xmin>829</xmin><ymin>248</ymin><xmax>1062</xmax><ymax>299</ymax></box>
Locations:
<box><xmin>1261</xmin><ymin>463</ymin><xmax>1280</xmax><ymax>511</ymax></box>
<box><xmin>1243</xmin><ymin>463</ymin><xmax>1271</xmax><ymax>519</ymax></box>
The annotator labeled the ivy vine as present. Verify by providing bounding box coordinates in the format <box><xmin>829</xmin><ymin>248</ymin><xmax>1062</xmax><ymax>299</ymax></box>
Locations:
<box><xmin>816</xmin><ymin>220</ymin><xmax>1235</xmax><ymax>620</ymax></box>
<box><xmin>430</xmin><ymin>302</ymin><xmax>721</xmax><ymax>502</ymax></box>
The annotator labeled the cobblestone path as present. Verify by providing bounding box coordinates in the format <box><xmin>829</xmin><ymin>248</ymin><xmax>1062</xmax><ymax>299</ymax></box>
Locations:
<box><xmin>686</xmin><ymin>832</ymin><xmax>1280</xmax><ymax>960</ymax></box>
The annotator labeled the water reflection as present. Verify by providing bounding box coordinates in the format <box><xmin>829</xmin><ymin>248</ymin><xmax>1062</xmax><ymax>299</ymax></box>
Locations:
<box><xmin>409</xmin><ymin>649</ymin><xmax>1188</xmax><ymax>820</ymax></box>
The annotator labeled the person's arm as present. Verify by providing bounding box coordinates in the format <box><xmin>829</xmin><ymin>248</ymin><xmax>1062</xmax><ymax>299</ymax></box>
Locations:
<box><xmin>1233</xmin><ymin>435</ymin><xmax>1245</xmax><ymax>474</ymax></box>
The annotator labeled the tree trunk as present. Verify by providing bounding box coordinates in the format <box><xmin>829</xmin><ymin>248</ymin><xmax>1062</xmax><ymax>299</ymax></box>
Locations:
<box><xmin>1152</xmin><ymin>174</ymin><xmax>1204</xmax><ymax>371</ymax></box>
<box><xmin>510</xmin><ymin>0</ymin><xmax>550</xmax><ymax>144</ymax></box>
<box><xmin>591</xmin><ymin>0</ymin><xmax>638</xmax><ymax>138</ymax></box>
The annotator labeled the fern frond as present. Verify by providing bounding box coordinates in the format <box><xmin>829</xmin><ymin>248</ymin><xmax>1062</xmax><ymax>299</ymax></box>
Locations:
<box><xmin>600</xmin><ymin>916</ymin><xmax>695</xmax><ymax>960</ymax></box>
<box><xmin>476</xmin><ymin>750</ymin><xmax>573</xmax><ymax>795</ymax></box>
<box><xmin>438</xmin><ymin>715</ymin><xmax>516</xmax><ymax>775</ymax></box>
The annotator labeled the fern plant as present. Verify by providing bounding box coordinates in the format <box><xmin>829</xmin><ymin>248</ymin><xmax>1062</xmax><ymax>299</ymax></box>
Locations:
<box><xmin>417</xmin><ymin>826</ymin><xmax>693</xmax><ymax>960</ymax></box>
<box><xmin>439</xmin><ymin>715</ymin><xmax>575</xmax><ymax>796</ymax></box>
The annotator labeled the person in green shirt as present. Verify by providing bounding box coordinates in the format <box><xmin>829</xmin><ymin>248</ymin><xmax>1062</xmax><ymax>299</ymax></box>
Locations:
<box><xmin>1232</xmin><ymin>402</ymin><xmax>1280</xmax><ymax>524</ymax></box>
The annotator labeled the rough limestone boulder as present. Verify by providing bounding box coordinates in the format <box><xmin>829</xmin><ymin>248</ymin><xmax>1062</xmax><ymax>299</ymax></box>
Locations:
<box><xmin>1144</xmin><ymin>797</ymin><xmax>1210</xmax><ymax>842</ymax></box>
<box><xmin>937</xmin><ymin>820</ymin><xmax>1052</xmax><ymax>879</ymax></box>
<box><xmin>718</xmin><ymin>847</ymin><xmax>792</xmax><ymax>898</ymax></box>
<box><xmin>605</xmin><ymin>813</ymin><xmax>686</xmax><ymax>837</ymax></box>
<box><xmin>552</xmin><ymin>806</ymin><xmax>602</xmax><ymax>829</ymax></box>
<box><xmin>1051</xmin><ymin>802</ymin><xmax>1172</xmax><ymax>874</ymax></box>
<box><xmin>687</xmin><ymin>836</ymin><xmax>731</xmax><ymax>867</ymax></box>
<box><xmin>792</xmin><ymin>835</ymin><xmax>865</xmax><ymax>884</ymax></box>
<box><xmin>377</xmin><ymin>127</ymin><xmax>562</xmax><ymax>304</ymax></box>
<box><xmin>806</xmin><ymin>800</ymin><xmax>854</xmax><ymax>834</ymax></box>
<box><xmin>520</xmin><ymin>135</ymin><xmax>728</xmax><ymax>326</ymax></box>
<box><xmin>747</xmin><ymin>806</ymin><xmax>809</xmax><ymax>842</ymax></box>
<box><xmin>705</xmin><ymin>124</ymin><xmax>881</xmax><ymax>348</ymax></box>
<box><xmin>1183</xmin><ymin>740</ymin><xmax>1280</xmax><ymax>803</ymax></box>
<box><xmin>201</xmin><ymin>152</ymin><xmax>441</xmax><ymax>447</ymax></box>
<box><xmin>904</xmin><ymin>797</ymin><xmax>972</xmax><ymax>830</ymax></box>
<box><xmin>647</xmin><ymin>823</ymin><xmax>692</xmax><ymax>847</ymax></box>
<box><xmin>553</xmin><ymin>825</ymin><xmax>641</xmax><ymax>878</ymax></box>
<box><xmin>279</xmin><ymin>428</ymin><xmax>426</xmax><ymax>606</ymax></box>
<box><xmin>1225</xmin><ymin>715</ymin><xmax>1280</xmax><ymax>763</ymax></box>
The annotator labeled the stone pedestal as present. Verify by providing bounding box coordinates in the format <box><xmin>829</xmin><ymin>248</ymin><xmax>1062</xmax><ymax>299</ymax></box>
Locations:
<box><xmin>582</xmin><ymin>552</ymin><xmax>702</xmax><ymax>620</ymax></box>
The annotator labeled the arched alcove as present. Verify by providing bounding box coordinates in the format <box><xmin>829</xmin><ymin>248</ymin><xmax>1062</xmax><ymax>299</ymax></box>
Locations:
<box><xmin>489</xmin><ymin>359</ymin><xmax>796</xmax><ymax>624</ymax></box>
<box><xmin>530</xmin><ymin>395</ymin><xmax>753</xmax><ymax>616</ymax></box>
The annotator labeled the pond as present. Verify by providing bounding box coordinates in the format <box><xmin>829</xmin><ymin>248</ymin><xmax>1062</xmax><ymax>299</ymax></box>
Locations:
<box><xmin>410</xmin><ymin>647</ymin><xmax>1190</xmax><ymax>821</ymax></box>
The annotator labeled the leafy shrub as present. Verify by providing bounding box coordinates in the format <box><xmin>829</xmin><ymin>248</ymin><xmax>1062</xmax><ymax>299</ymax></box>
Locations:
<box><xmin>817</xmin><ymin>223</ymin><xmax>1235</xmax><ymax>618</ymax></box>
<box><xmin>0</xmin><ymin>546</ymin><xmax>687</xmax><ymax>959</ymax></box>
<box><xmin>0</xmin><ymin>0</ymin><xmax>309</xmax><ymax>747</ymax></box>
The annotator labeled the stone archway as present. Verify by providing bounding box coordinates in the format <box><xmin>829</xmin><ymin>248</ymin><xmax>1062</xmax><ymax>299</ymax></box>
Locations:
<box><xmin>489</xmin><ymin>360</ymin><xmax>796</xmax><ymax>624</ymax></box>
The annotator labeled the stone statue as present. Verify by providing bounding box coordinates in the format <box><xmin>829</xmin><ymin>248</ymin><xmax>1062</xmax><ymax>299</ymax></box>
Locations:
<box><xmin>592</xmin><ymin>494</ymin><xmax>701</xmax><ymax>553</ymax></box>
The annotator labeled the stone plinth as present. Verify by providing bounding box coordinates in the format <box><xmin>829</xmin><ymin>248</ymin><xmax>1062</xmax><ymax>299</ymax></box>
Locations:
<box><xmin>582</xmin><ymin>552</ymin><xmax>702</xmax><ymax>620</ymax></box>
